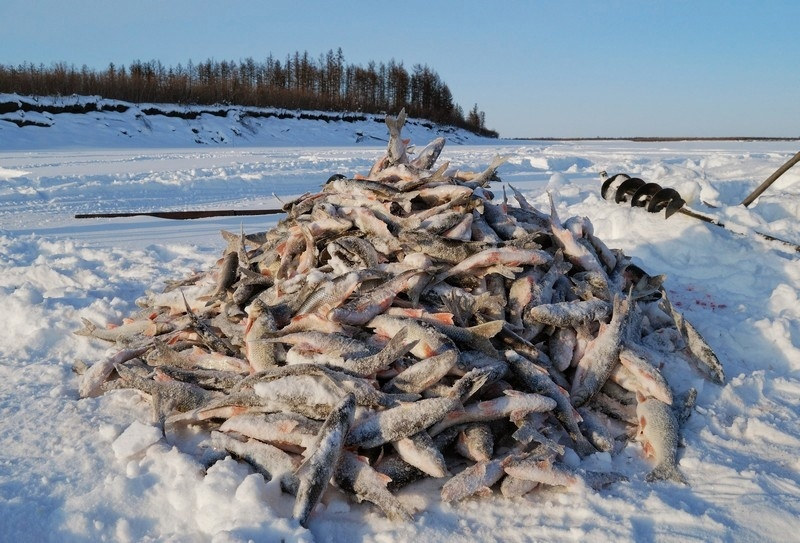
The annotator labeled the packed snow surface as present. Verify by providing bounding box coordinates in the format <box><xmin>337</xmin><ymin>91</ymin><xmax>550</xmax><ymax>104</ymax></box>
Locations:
<box><xmin>1</xmin><ymin>97</ymin><xmax>799</xmax><ymax>542</ymax></box>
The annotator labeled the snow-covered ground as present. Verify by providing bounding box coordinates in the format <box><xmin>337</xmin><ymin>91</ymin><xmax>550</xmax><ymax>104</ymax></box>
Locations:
<box><xmin>1</xmin><ymin>97</ymin><xmax>799</xmax><ymax>542</ymax></box>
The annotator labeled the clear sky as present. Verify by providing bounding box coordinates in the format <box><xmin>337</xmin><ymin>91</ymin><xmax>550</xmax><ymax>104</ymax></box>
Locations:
<box><xmin>4</xmin><ymin>0</ymin><xmax>799</xmax><ymax>138</ymax></box>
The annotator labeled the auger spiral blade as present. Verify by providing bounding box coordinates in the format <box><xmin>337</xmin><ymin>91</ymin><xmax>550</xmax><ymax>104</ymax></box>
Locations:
<box><xmin>630</xmin><ymin>182</ymin><xmax>664</xmax><ymax>208</ymax></box>
<box><xmin>600</xmin><ymin>173</ymin><xmax>630</xmax><ymax>200</ymax></box>
<box><xmin>614</xmin><ymin>177</ymin><xmax>645</xmax><ymax>203</ymax></box>
<box><xmin>647</xmin><ymin>187</ymin><xmax>686</xmax><ymax>218</ymax></box>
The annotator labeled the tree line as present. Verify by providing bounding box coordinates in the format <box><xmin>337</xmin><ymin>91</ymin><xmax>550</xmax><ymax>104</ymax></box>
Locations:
<box><xmin>0</xmin><ymin>49</ymin><xmax>497</xmax><ymax>136</ymax></box>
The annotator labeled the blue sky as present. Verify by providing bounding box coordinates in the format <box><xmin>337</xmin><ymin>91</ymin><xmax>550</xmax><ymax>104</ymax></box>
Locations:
<box><xmin>4</xmin><ymin>0</ymin><xmax>799</xmax><ymax>138</ymax></box>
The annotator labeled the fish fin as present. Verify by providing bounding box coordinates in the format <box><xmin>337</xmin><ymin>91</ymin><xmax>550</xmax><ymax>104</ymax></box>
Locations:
<box><xmin>489</xmin><ymin>264</ymin><xmax>523</xmax><ymax>279</ymax></box>
<box><xmin>383</xmin><ymin>326</ymin><xmax>420</xmax><ymax>357</ymax></box>
<box><xmin>509</xmin><ymin>409</ymin><xmax>530</xmax><ymax>424</ymax></box>
<box><xmin>474</xmin><ymin>486</ymin><xmax>494</xmax><ymax>498</ymax></box>
<box><xmin>467</xmin><ymin>320</ymin><xmax>505</xmax><ymax>338</ymax></box>
<box><xmin>276</xmin><ymin>420</ymin><xmax>300</xmax><ymax>433</ymax></box>
<box><xmin>450</xmin><ymin>366</ymin><xmax>491</xmax><ymax>402</ymax></box>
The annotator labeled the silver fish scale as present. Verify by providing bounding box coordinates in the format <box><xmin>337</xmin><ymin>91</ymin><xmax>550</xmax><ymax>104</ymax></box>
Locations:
<box><xmin>79</xmin><ymin>109</ymin><xmax>723</xmax><ymax>523</ymax></box>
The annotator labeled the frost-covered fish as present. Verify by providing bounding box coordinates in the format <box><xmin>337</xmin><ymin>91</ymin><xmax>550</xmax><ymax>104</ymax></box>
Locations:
<box><xmin>136</xmin><ymin>282</ymin><xmax>215</xmax><ymax>315</ymax></box>
<box><xmin>409</xmin><ymin>136</ymin><xmax>446</xmax><ymax>170</ymax></box>
<box><xmin>500</xmin><ymin>474</ymin><xmax>539</xmax><ymax>498</ymax></box>
<box><xmin>428</xmin><ymin>389</ymin><xmax>556</xmax><ymax>437</ymax></box>
<box><xmin>252</xmin><ymin>373</ymin><xmax>344</xmax><ymax>419</ymax></box>
<box><xmin>576</xmin><ymin>407</ymin><xmax>615</xmax><ymax>453</ymax></box>
<box><xmin>375</xmin><ymin>454</ymin><xmax>427</xmax><ymax>493</ymax></box>
<box><xmin>334</xmin><ymin>450</ymin><xmax>413</xmax><ymax>521</ymax></box>
<box><xmin>480</xmin><ymin>200</ymin><xmax>529</xmax><ymax>240</ymax></box>
<box><xmin>78</xmin><ymin>346</ymin><xmax>149</xmax><ymax>398</ymax></box>
<box><xmin>75</xmin><ymin>317</ymin><xmax>173</xmax><ymax>344</ymax></box>
<box><xmin>292</xmin><ymin>392</ymin><xmax>356</xmax><ymax>527</ymax></box>
<box><xmin>155</xmin><ymin>365</ymin><xmax>243</xmax><ymax>392</ymax></box>
<box><xmin>182</xmin><ymin>346</ymin><xmax>251</xmax><ymax>373</ymax></box>
<box><xmin>382</xmin><ymin>349</ymin><xmax>458</xmax><ymax>394</ymax></box>
<box><xmin>454</xmin><ymin>422</ymin><xmax>494</xmax><ymax>462</ymax></box>
<box><xmin>218</xmin><ymin>412</ymin><xmax>322</xmax><ymax>455</ymax></box>
<box><xmin>209</xmin><ymin>250</ymin><xmax>239</xmax><ymax>300</ymax></box>
<box><xmin>326</xmin><ymin>236</ymin><xmax>380</xmax><ymax>274</ymax></box>
<box><xmin>508</xmin><ymin>184</ymin><xmax>550</xmax><ymax>225</ymax></box>
<box><xmin>324</xmin><ymin>177</ymin><xmax>403</xmax><ymax>200</ymax></box>
<box><xmin>398</xmin><ymin>229</ymin><xmax>487</xmax><ymax>264</ymax></box>
<box><xmin>503</xmin><ymin>456</ymin><xmax>579</xmax><ymax>487</ymax></box>
<box><xmin>328</xmin><ymin>326</ymin><xmax>418</xmax><ymax>377</ymax></box>
<box><xmin>260</xmin><ymin>330</ymin><xmax>372</xmax><ymax>359</ymax></box>
<box><xmin>180</xmin><ymin>292</ymin><xmax>238</xmax><ymax>358</ymax></box>
<box><xmin>456</xmin><ymin>155</ymin><xmax>509</xmax><ymax>187</ymax></box>
<box><xmin>244</xmin><ymin>299</ymin><xmax>280</xmax><ymax>372</ymax></box>
<box><xmin>615</xmin><ymin>344</ymin><xmax>673</xmax><ymax>405</ymax></box>
<box><xmin>548</xmin><ymin>193</ymin><xmax>606</xmax><ymax>276</ymax></box>
<box><xmin>296</xmin><ymin>268</ymin><xmax>383</xmax><ymax>317</ymax></box>
<box><xmin>505</xmin><ymin>350</ymin><xmax>596</xmax><ymax>457</ymax></box>
<box><xmin>345</xmin><ymin>394</ymin><xmax>460</xmax><ymax>449</ymax></box>
<box><xmin>392</xmin><ymin>431</ymin><xmax>449</xmax><ymax>478</ymax></box>
<box><xmin>329</xmin><ymin>270</ymin><xmax>428</xmax><ymax>326</ymax></box>
<box><xmin>527</xmin><ymin>299</ymin><xmax>612</xmax><ymax>328</ymax></box>
<box><xmin>635</xmin><ymin>393</ymin><xmax>687</xmax><ymax>484</ymax></box>
<box><xmin>209</xmin><ymin>430</ymin><xmax>299</xmax><ymax>481</ymax></box>
<box><xmin>660</xmin><ymin>293</ymin><xmax>725</xmax><ymax>384</ymax></box>
<box><xmin>433</xmin><ymin>246</ymin><xmax>552</xmax><ymax>284</ymax></box>
<box><xmin>367</xmin><ymin>314</ymin><xmax>456</xmax><ymax>359</ymax></box>
<box><xmin>570</xmin><ymin>294</ymin><xmax>631</xmax><ymax>407</ymax></box>
<box><xmin>346</xmin><ymin>370</ymin><xmax>490</xmax><ymax>449</ymax></box>
<box><xmin>507</xmin><ymin>271</ymin><xmax>539</xmax><ymax>330</ymax></box>
<box><xmin>385</xmin><ymin>108</ymin><xmax>409</xmax><ymax>166</ymax></box>
<box><xmin>114</xmin><ymin>362</ymin><xmax>219</xmax><ymax>425</ymax></box>
<box><xmin>511</xmin><ymin>413</ymin><xmax>565</xmax><ymax>454</ymax></box>
<box><xmin>548</xmin><ymin>326</ymin><xmax>578</xmax><ymax>372</ymax></box>
<box><xmin>440</xmin><ymin>454</ymin><xmax>514</xmax><ymax>502</ymax></box>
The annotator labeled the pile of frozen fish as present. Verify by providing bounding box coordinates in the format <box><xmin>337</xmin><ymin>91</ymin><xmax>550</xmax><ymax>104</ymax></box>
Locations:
<box><xmin>75</xmin><ymin>109</ymin><xmax>724</xmax><ymax>526</ymax></box>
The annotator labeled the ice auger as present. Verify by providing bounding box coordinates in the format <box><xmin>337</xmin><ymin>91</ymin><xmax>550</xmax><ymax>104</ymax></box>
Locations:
<box><xmin>599</xmin><ymin>171</ymin><xmax>800</xmax><ymax>252</ymax></box>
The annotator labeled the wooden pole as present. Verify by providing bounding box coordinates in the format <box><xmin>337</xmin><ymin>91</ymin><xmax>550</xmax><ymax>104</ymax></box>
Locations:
<box><xmin>74</xmin><ymin>208</ymin><xmax>285</xmax><ymax>220</ymax></box>
<box><xmin>740</xmin><ymin>150</ymin><xmax>800</xmax><ymax>207</ymax></box>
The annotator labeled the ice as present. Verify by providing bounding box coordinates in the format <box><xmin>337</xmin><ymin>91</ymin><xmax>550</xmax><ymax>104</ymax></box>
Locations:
<box><xmin>111</xmin><ymin>420</ymin><xmax>163</xmax><ymax>459</ymax></box>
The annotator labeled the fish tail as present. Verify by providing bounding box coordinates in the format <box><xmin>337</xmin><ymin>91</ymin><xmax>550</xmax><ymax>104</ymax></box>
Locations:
<box><xmin>74</xmin><ymin>317</ymin><xmax>98</xmax><ymax>337</ymax></box>
<box><xmin>573</xmin><ymin>434</ymin><xmax>598</xmax><ymax>458</ymax></box>
<box><xmin>547</xmin><ymin>191</ymin><xmax>557</xmax><ymax>222</ymax></box>
<box><xmin>646</xmin><ymin>463</ymin><xmax>687</xmax><ymax>485</ymax></box>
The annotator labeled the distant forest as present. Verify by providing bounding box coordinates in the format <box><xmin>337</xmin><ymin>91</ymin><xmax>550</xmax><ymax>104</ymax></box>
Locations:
<box><xmin>0</xmin><ymin>49</ymin><xmax>498</xmax><ymax>137</ymax></box>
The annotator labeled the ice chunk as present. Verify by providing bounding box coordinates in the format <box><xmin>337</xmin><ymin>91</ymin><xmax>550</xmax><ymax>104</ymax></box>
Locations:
<box><xmin>111</xmin><ymin>420</ymin><xmax>162</xmax><ymax>459</ymax></box>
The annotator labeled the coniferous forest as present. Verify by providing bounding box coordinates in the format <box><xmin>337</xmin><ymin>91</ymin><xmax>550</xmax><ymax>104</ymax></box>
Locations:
<box><xmin>0</xmin><ymin>49</ymin><xmax>497</xmax><ymax>137</ymax></box>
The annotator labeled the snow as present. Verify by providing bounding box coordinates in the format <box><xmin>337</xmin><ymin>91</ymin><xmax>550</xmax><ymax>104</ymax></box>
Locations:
<box><xmin>111</xmin><ymin>420</ymin><xmax>164</xmax><ymax>460</ymax></box>
<box><xmin>2</xmin><ymin>94</ymin><xmax>800</xmax><ymax>542</ymax></box>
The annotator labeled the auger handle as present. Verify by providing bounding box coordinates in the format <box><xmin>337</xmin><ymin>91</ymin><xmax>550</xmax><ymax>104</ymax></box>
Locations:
<box><xmin>740</xmin><ymin>150</ymin><xmax>800</xmax><ymax>207</ymax></box>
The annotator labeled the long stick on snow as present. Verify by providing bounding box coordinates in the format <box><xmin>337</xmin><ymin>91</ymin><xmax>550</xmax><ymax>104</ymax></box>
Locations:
<box><xmin>740</xmin><ymin>149</ymin><xmax>800</xmax><ymax>207</ymax></box>
<box><xmin>74</xmin><ymin>208</ymin><xmax>286</xmax><ymax>220</ymax></box>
